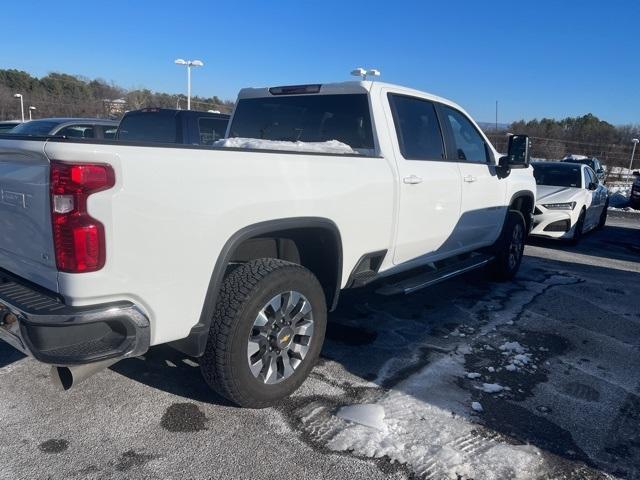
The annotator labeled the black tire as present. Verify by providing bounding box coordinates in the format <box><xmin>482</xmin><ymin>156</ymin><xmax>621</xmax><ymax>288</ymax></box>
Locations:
<box><xmin>569</xmin><ymin>209</ymin><xmax>586</xmax><ymax>245</ymax></box>
<box><xmin>489</xmin><ymin>210</ymin><xmax>526</xmax><ymax>281</ymax></box>
<box><xmin>200</xmin><ymin>258</ymin><xmax>327</xmax><ymax>408</ymax></box>
<box><xmin>596</xmin><ymin>201</ymin><xmax>608</xmax><ymax>230</ymax></box>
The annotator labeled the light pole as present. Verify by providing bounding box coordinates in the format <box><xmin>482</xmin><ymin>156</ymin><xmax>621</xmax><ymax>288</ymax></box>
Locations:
<box><xmin>629</xmin><ymin>138</ymin><xmax>639</xmax><ymax>182</ymax></box>
<box><xmin>174</xmin><ymin>59</ymin><xmax>204</xmax><ymax>110</ymax></box>
<box><xmin>13</xmin><ymin>93</ymin><xmax>24</xmax><ymax>122</ymax></box>
<box><xmin>28</xmin><ymin>106</ymin><xmax>36</xmax><ymax>121</ymax></box>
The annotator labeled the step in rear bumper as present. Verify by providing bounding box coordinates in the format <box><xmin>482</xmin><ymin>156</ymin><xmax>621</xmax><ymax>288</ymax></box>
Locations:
<box><xmin>0</xmin><ymin>269</ymin><xmax>150</xmax><ymax>366</ymax></box>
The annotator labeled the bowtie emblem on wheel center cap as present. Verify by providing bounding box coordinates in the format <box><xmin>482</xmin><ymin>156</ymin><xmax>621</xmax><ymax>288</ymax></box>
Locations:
<box><xmin>277</xmin><ymin>328</ymin><xmax>294</xmax><ymax>349</ymax></box>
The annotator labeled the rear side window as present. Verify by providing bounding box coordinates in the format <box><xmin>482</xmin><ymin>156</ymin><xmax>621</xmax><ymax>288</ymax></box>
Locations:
<box><xmin>117</xmin><ymin>112</ymin><xmax>178</xmax><ymax>143</ymax></box>
<box><xmin>441</xmin><ymin>106</ymin><xmax>488</xmax><ymax>163</ymax></box>
<box><xmin>56</xmin><ymin>125</ymin><xmax>95</xmax><ymax>138</ymax></box>
<box><xmin>103</xmin><ymin>126</ymin><xmax>117</xmax><ymax>139</ymax></box>
<box><xmin>388</xmin><ymin>94</ymin><xmax>445</xmax><ymax>161</ymax></box>
<box><xmin>229</xmin><ymin>94</ymin><xmax>374</xmax><ymax>151</ymax></box>
<box><xmin>198</xmin><ymin>117</ymin><xmax>228</xmax><ymax>145</ymax></box>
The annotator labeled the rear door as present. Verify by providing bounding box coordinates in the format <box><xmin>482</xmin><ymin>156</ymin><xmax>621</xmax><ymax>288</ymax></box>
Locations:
<box><xmin>386</xmin><ymin>93</ymin><xmax>462</xmax><ymax>265</ymax></box>
<box><xmin>0</xmin><ymin>139</ymin><xmax>57</xmax><ymax>291</ymax></box>
<box><xmin>439</xmin><ymin>105</ymin><xmax>507</xmax><ymax>249</ymax></box>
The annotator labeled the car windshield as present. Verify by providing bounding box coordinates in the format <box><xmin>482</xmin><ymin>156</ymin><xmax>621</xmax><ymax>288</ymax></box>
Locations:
<box><xmin>564</xmin><ymin>158</ymin><xmax>593</xmax><ymax>168</ymax></box>
<box><xmin>10</xmin><ymin>120</ymin><xmax>62</xmax><ymax>136</ymax></box>
<box><xmin>533</xmin><ymin>163</ymin><xmax>582</xmax><ymax>188</ymax></box>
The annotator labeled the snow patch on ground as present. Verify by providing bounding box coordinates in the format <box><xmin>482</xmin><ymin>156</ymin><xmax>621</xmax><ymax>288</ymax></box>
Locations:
<box><xmin>214</xmin><ymin>137</ymin><xmax>357</xmax><ymax>154</ymax></box>
<box><xmin>302</xmin><ymin>354</ymin><xmax>549</xmax><ymax>479</ymax></box>
<box><xmin>337</xmin><ymin>404</ymin><xmax>386</xmax><ymax>431</ymax></box>
<box><xmin>477</xmin><ymin>383</ymin><xmax>509</xmax><ymax>393</ymax></box>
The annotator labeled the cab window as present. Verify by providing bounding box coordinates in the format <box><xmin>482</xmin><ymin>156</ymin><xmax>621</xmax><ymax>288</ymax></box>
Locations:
<box><xmin>441</xmin><ymin>106</ymin><xmax>488</xmax><ymax>163</ymax></box>
<box><xmin>388</xmin><ymin>94</ymin><xmax>445</xmax><ymax>161</ymax></box>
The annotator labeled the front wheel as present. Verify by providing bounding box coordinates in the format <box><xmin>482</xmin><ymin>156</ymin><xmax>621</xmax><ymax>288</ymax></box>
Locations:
<box><xmin>489</xmin><ymin>210</ymin><xmax>526</xmax><ymax>281</ymax></box>
<box><xmin>200</xmin><ymin>258</ymin><xmax>327</xmax><ymax>408</ymax></box>
<box><xmin>569</xmin><ymin>210</ymin><xmax>586</xmax><ymax>245</ymax></box>
<box><xmin>596</xmin><ymin>201</ymin><xmax>608</xmax><ymax>230</ymax></box>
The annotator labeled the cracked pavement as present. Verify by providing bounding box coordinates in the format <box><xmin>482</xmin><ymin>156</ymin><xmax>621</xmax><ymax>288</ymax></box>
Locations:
<box><xmin>0</xmin><ymin>213</ymin><xmax>638</xmax><ymax>480</ymax></box>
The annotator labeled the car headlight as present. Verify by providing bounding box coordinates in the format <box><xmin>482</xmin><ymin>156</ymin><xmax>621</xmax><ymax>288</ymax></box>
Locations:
<box><xmin>542</xmin><ymin>202</ymin><xmax>576</xmax><ymax>210</ymax></box>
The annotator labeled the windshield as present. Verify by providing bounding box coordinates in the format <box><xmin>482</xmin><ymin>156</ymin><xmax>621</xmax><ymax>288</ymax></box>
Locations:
<box><xmin>533</xmin><ymin>164</ymin><xmax>582</xmax><ymax>188</ymax></box>
<box><xmin>229</xmin><ymin>94</ymin><xmax>374</xmax><ymax>151</ymax></box>
<box><xmin>10</xmin><ymin>120</ymin><xmax>62</xmax><ymax>136</ymax></box>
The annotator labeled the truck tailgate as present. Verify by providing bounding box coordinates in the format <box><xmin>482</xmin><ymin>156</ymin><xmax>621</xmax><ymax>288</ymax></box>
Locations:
<box><xmin>0</xmin><ymin>139</ymin><xmax>57</xmax><ymax>292</ymax></box>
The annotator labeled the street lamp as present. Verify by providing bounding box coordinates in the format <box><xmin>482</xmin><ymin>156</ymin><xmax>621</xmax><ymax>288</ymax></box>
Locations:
<box><xmin>174</xmin><ymin>58</ymin><xmax>204</xmax><ymax>110</ymax></box>
<box><xmin>28</xmin><ymin>106</ymin><xmax>36</xmax><ymax>121</ymax></box>
<box><xmin>13</xmin><ymin>93</ymin><xmax>24</xmax><ymax>122</ymax></box>
<box><xmin>629</xmin><ymin>138</ymin><xmax>639</xmax><ymax>182</ymax></box>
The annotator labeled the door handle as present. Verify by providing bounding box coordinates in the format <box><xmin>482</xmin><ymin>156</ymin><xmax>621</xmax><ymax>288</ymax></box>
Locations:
<box><xmin>463</xmin><ymin>175</ymin><xmax>477</xmax><ymax>183</ymax></box>
<box><xmin>403</xmin><ymin>175</ymin><xmax>423</xmax><ymax>185</ymax></box>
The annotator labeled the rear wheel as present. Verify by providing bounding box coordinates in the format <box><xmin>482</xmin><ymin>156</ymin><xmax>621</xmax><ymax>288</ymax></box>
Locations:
<box><xmin>489</xmin><ymin>210</ymin><xmax>526</xmax><ymax>281</ymax></box>
<box><xmin>570</xmin><ymin>210</ymin><xmax>586</xmax><ymax>245</ymax></box>
<box><xmin>200</xmin><ymin>258</ymin><xmax>326</xmax><ymax>408</ymax></box>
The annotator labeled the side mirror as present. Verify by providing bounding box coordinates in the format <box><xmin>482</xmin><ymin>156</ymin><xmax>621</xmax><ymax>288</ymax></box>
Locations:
<box><xmin>634</xmin><ymin>171</ymin><xmax>640</xmax><ymax>176</ymax></box>
<box><xmin>588</xmin><ymin>182</ymin><xmax>597</xmax><ymax>191</ymax></box>
<box><xmin>497</xmin><ymin>134</ymin><xmax>531</xmax><ymax>178</ymax></box>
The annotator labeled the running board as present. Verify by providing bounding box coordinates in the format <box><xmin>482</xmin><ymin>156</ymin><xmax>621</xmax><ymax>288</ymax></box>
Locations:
<box><xmin>376</xmin><ymin>254</ymin><xmax>494</xmax><ymax>296</ymax></box>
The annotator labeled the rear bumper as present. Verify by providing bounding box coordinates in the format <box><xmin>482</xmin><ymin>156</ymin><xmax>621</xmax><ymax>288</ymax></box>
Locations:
<box><xmin>0</xmin><ymin>270</ymin><xmax>149</xmax><ymax>366</ymax></box>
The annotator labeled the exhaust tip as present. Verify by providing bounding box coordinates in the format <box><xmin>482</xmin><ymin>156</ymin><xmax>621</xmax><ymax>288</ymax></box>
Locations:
<box><xmin>55</xmin><ymin>367</ymin><xmax>74</xmax><ymax>391</ymax></box>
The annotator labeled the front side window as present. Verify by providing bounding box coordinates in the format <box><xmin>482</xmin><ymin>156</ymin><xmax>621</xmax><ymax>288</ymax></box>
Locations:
<box><xmin>388</xmin><ymin>94</ymin><xmax>445</xmax><ymax>161</ymax></box>
<box><xmin>229</xmin><ymin>94</ymin><xmax>374</xmax><ymax>152</ymax></box>
<box><xmin>199</xmin><ymin>117</ymin><xmax>228</xmax><ymax>145</ymax></box>
<box><xmin>442</xmin><ymin>106</ymin><xmax>488</xmax><ymax>163</ymax></box>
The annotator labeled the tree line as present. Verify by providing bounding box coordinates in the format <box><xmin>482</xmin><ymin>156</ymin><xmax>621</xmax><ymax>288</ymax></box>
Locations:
<box><xmin>1</xmin><ymin>68</ymin><xmax>637</xmax><ymax>168</ymax></box>
<box><xmin>0</xmin><ymin>69</ymin><xmax>234</xmax><ymax>121</ymax></box>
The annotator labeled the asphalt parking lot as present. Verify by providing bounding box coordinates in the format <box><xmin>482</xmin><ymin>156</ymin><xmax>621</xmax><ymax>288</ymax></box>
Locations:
<box><xmin>1</xmin><ymin>213</ymin><xmax>638</xmax><ymax>480</ymax></box>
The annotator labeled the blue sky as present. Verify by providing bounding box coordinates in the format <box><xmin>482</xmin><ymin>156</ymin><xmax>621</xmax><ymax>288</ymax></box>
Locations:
<box><xmin>3</xmin><ymin>0</ymin><xmax>639</xmax><ymax>124</ymax></box>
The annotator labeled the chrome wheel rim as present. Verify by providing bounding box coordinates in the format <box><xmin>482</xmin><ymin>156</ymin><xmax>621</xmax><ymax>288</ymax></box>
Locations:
<box><xmin>508</xmin><ymin>223</ymin><xmax>524</xmax><ymax>270</ymax></box>
<box><xmin>247</xmin><ymin>291</ymin><xmax>314</xmax><ymax>384</ymax></box>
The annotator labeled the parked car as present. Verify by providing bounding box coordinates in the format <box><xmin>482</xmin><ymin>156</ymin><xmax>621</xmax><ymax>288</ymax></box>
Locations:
<box><xmin>0</xmin><ymin>120</ymin><xmax>22</xmax><ymax>133</ymax></box>
<box><xmin>631</xmin><ymin>171</ymin><xmax>640</xmax><ymax>209</ymax></box>
<box><xmin>116</xmin><ymin>109</ymin><xmax>229</xmax><ymax>145</ymax></box>
<box><xmin>8</xmin><ymin>118</ymin><xmax>118</xmax><ymax>139</ymax></box>
<box><xmin>0</xmin><ymin>80</ymin><xmax>535</xmax><ymax>408</ymax></box>
<box><xmin>530</xmin><ymin>161</ymin><xmax>608</xmax><ymax>243</ymax></box>
<box><xmin>561</xmin><ymin>155</ymin><xmax>605</xmax><ymax>182</ymax></box>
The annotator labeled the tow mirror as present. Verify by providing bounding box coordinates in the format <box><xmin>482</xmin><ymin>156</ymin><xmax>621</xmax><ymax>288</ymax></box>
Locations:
<box><xmin>497</xmin><ymin>134</ymin><xmax>531</xmax><ymax>178</ymax></box>
<box><xmin>634</xmin><ymin>170</ymin><xmax>640</xmax><ymax>176</ymax></box>
<box><xmin>588</xmin><ymin>182</ymin><xmax>597</xmax><ymax>191</ymax></box>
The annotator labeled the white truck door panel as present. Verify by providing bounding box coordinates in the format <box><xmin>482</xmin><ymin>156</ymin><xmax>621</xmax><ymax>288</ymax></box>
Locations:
<box><xmin>439</xmin><ymin>105</ymin><xmax>507</xmax><ymax>248</ymax></box>
<box><xmin>384</xmin><ymin>93</ymin><xmax>462</xmax><ymax>265</ymax></box>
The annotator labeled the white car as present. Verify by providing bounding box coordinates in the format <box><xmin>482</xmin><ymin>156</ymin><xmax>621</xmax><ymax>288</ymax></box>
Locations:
<box><xmin>530</xmin><ymin>162</ymin><xmax>608</xmax><ymax>243</ymax></box>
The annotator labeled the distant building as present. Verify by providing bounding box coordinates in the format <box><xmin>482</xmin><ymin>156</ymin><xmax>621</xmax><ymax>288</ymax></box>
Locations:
<box><xmin>103</xmin><ymin>98</ymin><xmax>127</xmax><ymax>117</ymax></box>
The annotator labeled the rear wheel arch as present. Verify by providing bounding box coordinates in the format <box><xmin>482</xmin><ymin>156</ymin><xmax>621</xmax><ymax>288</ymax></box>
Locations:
<box><xmin>171</xmin><ymin>217</ymin><xmax>342</xmax><ymax>357</ymax></box>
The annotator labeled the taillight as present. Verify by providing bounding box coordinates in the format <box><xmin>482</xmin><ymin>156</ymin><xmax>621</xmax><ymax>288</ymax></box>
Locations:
<box><xmin>50</xmin><ymin>161</ymin><xmax>115</xmax><ymax>273</ymax></box>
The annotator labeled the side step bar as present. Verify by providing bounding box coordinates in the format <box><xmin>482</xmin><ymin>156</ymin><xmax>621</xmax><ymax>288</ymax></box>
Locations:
<box><xmin>376</xmin><ymin>253</ymin><xmax>494</xmax><ymax>295</ymax></box>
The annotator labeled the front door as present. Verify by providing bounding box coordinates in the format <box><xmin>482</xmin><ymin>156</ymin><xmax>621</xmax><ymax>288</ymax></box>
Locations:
<box><xmin>438</xmin><ymin>105</ymin><xmax>507</xmax><ymax>248</ymax></box>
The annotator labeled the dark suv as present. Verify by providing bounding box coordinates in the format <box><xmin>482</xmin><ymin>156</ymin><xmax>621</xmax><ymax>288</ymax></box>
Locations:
<box><xmin>116</xmin><ymin>109</ymin><xmax>230</xmax><ymax>145</ymax></box>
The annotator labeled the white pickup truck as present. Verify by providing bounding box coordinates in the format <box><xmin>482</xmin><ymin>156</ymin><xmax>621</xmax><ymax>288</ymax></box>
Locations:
<box><xmin>0</xmin><ymin>80</ymin><xmax>535</xmax><ymax>407</ymax></box>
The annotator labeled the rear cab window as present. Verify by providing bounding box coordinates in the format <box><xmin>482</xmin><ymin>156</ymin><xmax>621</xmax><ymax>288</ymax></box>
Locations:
<box><xmin>229</xmin><ymin>93</ymin><xmax>375</xmax><ymax>154</ymax></box>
